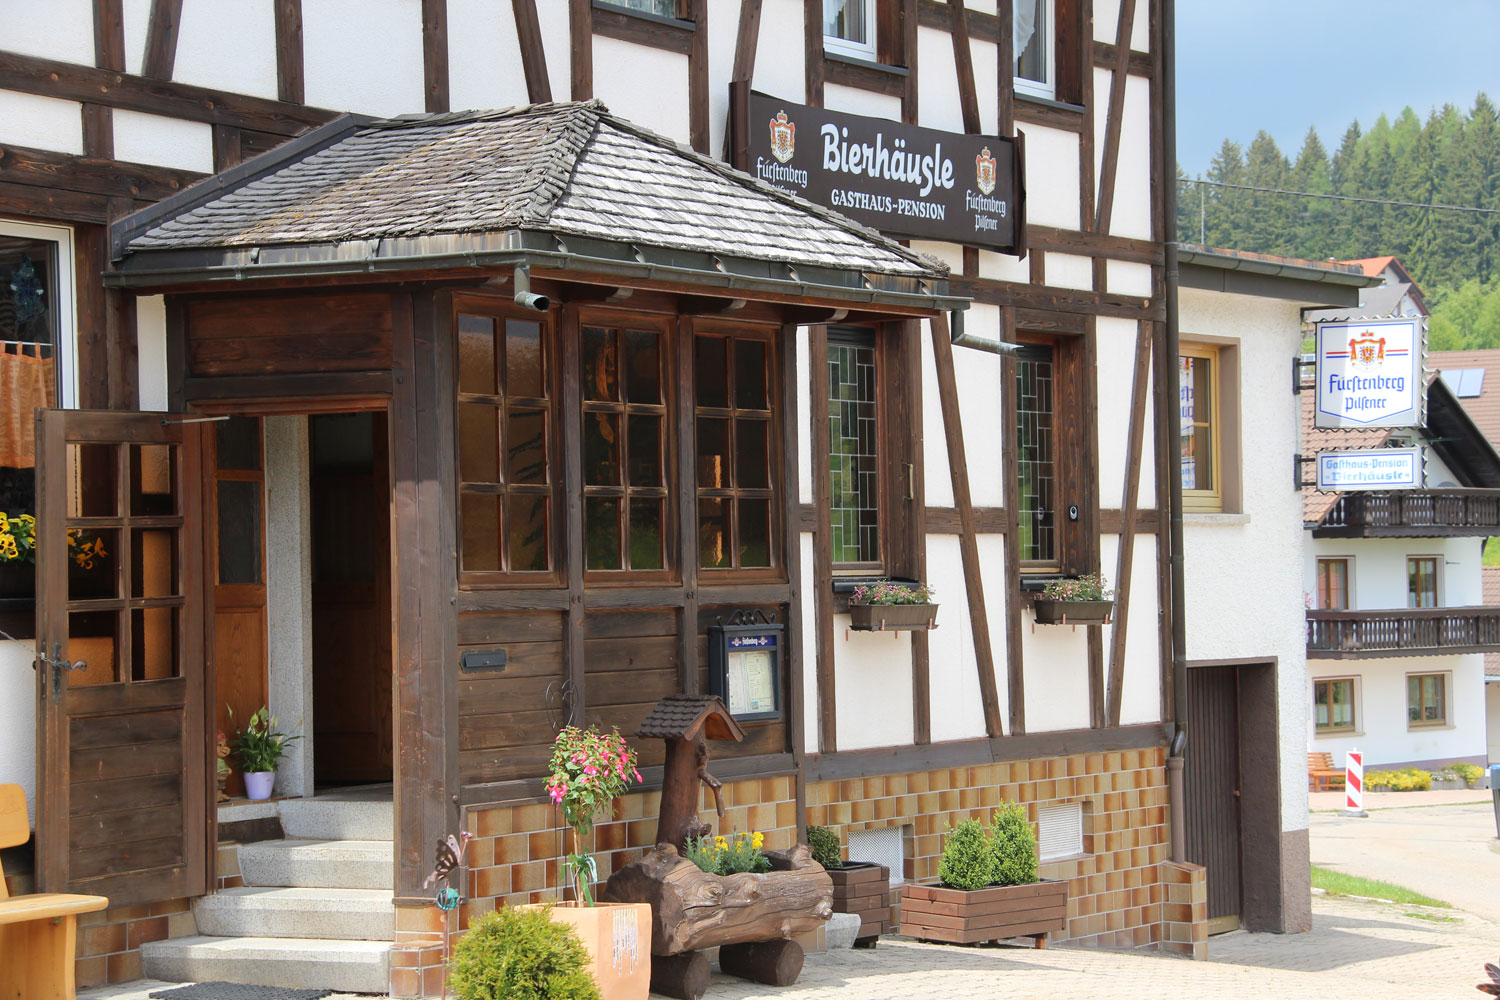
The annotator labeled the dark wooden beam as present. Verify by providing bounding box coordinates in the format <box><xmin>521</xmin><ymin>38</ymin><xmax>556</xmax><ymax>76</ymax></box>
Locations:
<box><xmin>560</xmin><ymin>305</ymin><xmax>587</xmax><ymax>728</ymax></box>
<box><xmin>1093</xmin><ymin>41</ymin><xmax>1152</xmax><ymax>76</ymax></box>
<box><xmin>809</xmin><ymin>324</ymin><xmax>836</xmax><ymax>751</ymax></box>
<box><xmin>81</xmin><ymin>105</ymin><xmax>114</xmax><ymax>159</ymax></box>
<box><xmin>1026</xmin><ymin>224</ymin><xmax>1162</xmax><ymax>265</ymax></box>
<box><xmin>731</xmin><ymin>0</ymin><xmax>763</xmax><ymax>82</ymax></box>
<box><xmin>73</xmin><ymin>225</ymin><xmax>111</xmax><ymax>409</ymax></box>
<box><xmin>1106</xmin><ymin>323</ymin><xmax>1154</xmax><ymax>726</ymax></box>
<box><xmin>901</xmin><ymin>0</ymin><xmax>918</xmax><ymax>124</ymax></box>
<box><xmin>995</xmin><ymin>0</ymin><xmax>1013</xmax><ymax>136</ymax></box>
<box><xmin>803</xmin><ymin>0</ymin><xmax>824</xmax><ymax>107</ymax></box>
<box><xmin>211</xmin><ymin>125</ymin><xmax>242</xmax><ymax>171</ymax></box>
<box><xmin>948</xmin><ymin>0</ymin><xmax>981</xmax><ymax>134</ymax></box>
<box><xmin>422</xmin><ymin>0</ymin><xmax>450</xmax><ymax>113</ymax></box>
<box><xmin>689</xmin><ymin>0</ymin><xmax>709</xmax><ymax>153</ymax></box>
<box><xmin>1000</xmin><ymin>304</ymin><xmax>1024</xmax><ymax>736</ymax></box>
<box><xmin>947</xmin><ymin>276</ymin><xmax>1162</xmax><ymax>322</ymax></box>
<box><xmin>780</xmin><ymin>321</ymin><xmax>808</xmax><ymax>840</ymax></box>
<box><xmin>141</xmin><ymin>0</ymin><xmax>184</xmax><ymax>81</ymax></box>
<box><xmin>930</xmin><ymin>314</ymin><xmax>1003</xmax><ymax>738</ymax></box>
<box><xmin>512</xmin><ymin>0</ymin><xmax>553</xmax><ymax>102</ymax></box>
<box><xmin>675</xmin><ymin>317</ymin><xmax>700</xmax><ymax>694</ymax></box>
<box><xmin>1093</xmin><ymin>0</ymin><xmax>1138</xmax><ymax>234</ymax></box>
<box><xmin>1152</xmin><ymin>321</ymin><xmax>1174</xmax><ymax>721</ymax></box>
<box><xmin>274</xmin><ymin>0</ymin><xmax>305</xmax><ymax>105</ymax></box>
<box><xmin>1085</xmin><ymin>317</ymin><xmax>1104</xmax><ymax>729</ymax></box>
<box><xmin>95</xmin><ymin>0</ymin><xmax>126</xmax><ymax>70</ymax></box>
<box><xmin>0</xmin><ymin>144</ymin><xmax>201</xmax><ymax>203</ymax></box>
<box><xmin>0</xmin><ymin>180</ymin><xmax>111</xmax><ymax>224</ymax></box>
<box><xmin>1097</xmin><ymin>507</ymin><xmax>1159</xmax><ymax>534</ymax></box>
<box><xmin>592</xmin><ymin>6</ymin><xmax>692</xmax><ymax>53</ymax></box>
<box><xmin>1076</xmin><ymin>0</ymin><xmax>1095</xmax><ymax>233</ymax></box>
<box><xmin>570</xmin><ymin>0</ymin><xmax>593</xmax><ymax>99</ymax></box>
<box><xmin>0</xmin><ymin>51</ymin><xmax>333</xmax><ymax>135</ymax></box>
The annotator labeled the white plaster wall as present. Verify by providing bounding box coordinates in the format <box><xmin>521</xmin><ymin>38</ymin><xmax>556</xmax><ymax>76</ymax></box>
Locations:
<box><xmin>831</xmin><ymin>618</ymin><xmax>915</xmax><ymax>750</ymax></box>
<box><xmin>1424</xmin><ymin>448</ymin><xmax>1463</xmax><ymax>489</ymax></box>
<box><xmin>0</xmin><ymin>0</ymin><xmax>95</xmax><ymax>65</ymax></box>
<box><xmin>824</xmin><ymin>83</ymin><xmax>902</xmax><ymax>122</ymax></box>
<box><xmin>1044</xmin><ymin>252</ymin><xmax>1092</xmax><ymax>291</ymax></box>
<box><xmin>594</xmin><ymin>39</ymin><xmax>691</xmax><ymax>145</ymax></box>
<box><xmin>1307</xmin><ymin>654</ymin><xmax>1489</xmax><ymax>767</ymax></box>
<box><xmin>953</xmin><ymin>305</ymin><xmax>1006</xmax><ymax>508</ymax></box>
<box><xmin>920</xmin><ymin>315</ymin><xmax>954</xmax><ymax>508</ymax></box>
<box><xmin>1094</xmin><ymin>315</ymin><xmax>1140</xmax><ymax>511</ymax></box>
<box><xmin>1104</xmin><ymin>75</ymin><xmax>1153</xmax><ymax>240</ymax></box>
<box><xmin>112</xmin><ymin>110</ymin><xmax>214</xmax><ymax>174</ymax></box>
<box><xmin>1488</xmin><ymin>682</ymin><xmax>1500</xmax><ymax>764</ymax></box>
<box><xmin>534</xmin><ymin>0</ymin><xmax>573</xmax><ymax>103</ymax></box>
<box><xmin>302</xmin><ymin>0</ymin><xmax>425</xmax><ymax>117</ymax></box>
<box><xmin>1107</xmin><ymin>260</ymin><xmax>1153</xmax><ymax>298</ymax></box>
<box><xmin>447</xmin><ymin>0</ymin><xmax>530</xmax><ymax>111</ymax></box>
<box><xmin>1099</xmin><ymin>533</ymin><xmax>1164</xmax><ymax>724</ymax></box>
<box><xmin>796</xmin><ymin>326</ymin><xmax>812</xmax><ymax>505</ymax></box>
<box><xmin>753</xmin><ymin>0</ymin><xmax>805</xmax><ymax>105</ymax></box>
<box><xmin>174</xmin><ymin>0</ymin><xmax>279</xmax><ymax>100</ymax></box>
<box><xmin>0</xmin><ymin>92</ymin><xmax>84</xmax><ymax>156</ymax></box>
<box><xmin>978</xmin><ymin>249</ymin><xmax>1030</xmax><ymax>284</ymax></box>
<box><xmin>707</xmin><ymin>0</ymin><xmax>742</xmax><ymax>160</ymax></box>
<box><xmin>799</xmin><ymin>532</ymin><xmax>819</xmax><ymax>753</ymax></box>
<box><xmin>924</xmin><ymin>535</ymin><xmax>998</xmax><ymax>742</ymax></box>
<box><xmin>264</xmin><ymin>417</ymin><xmax>314</xmax><ymax>798</ymax></box>
<box><xmin>0</xmin><ymin>641</ymin><xmax>36</xmax><ymax>827</ymax></box>
<box><xmin>915</xmin><ymin>26</ymin><xmax>998</xmax><ymax>136</ymax></box>
<box><xmin>123</xmin><ymin>0</ymin><xmax>152</xmax><ymax>75</ymax></box>
<box><xmin>1018</xmin><ymin>125</ymin><xmax>1079</xmax><ymax>231</ymax></box>
<box><xmin>1094</xmin><ymin>0</ymin><xmax>1149</xmax><ymax>50</ymax></box>
<box><xmin>136</xmin><ymin>296</ymin><xmax>169</xmax><ymax>412</ymax></box>
<box><xmin>1306</xmin><ymin>536</ymin><xmax>1486</xmax><ymax>610</ymax></box>
<box><xmin>1020</xmin><ymin>610</ymin><xmax>1091</xmax><ymax>731</ymax></box>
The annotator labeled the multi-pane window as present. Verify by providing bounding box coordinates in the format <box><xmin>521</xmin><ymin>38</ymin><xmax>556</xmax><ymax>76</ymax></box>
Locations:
<box><xmin>1406</xmin><ymin>556</ymin><xmax>1438</xmax><ymax>608</ymax></box>
<box><xmin>696</xmin><ymin>332</ymin><xmax>775</xmax><ymax>571</ymax></box>
<box><xmin>824</xmin><ymin>0</ymin><xmax>877</xmax><ymax>61</ymax></box>
<box><xmin>1014</xmin><ymin>0</ymin><xmax>1054</xmax><ymax>98</ymax></box>
<box><xmin>597</xmin><ymin>0</ymin><xmax>678</xmax><ymax>16</ymax></box>
<box><xmin>457</xmin><ymin>312</ymin><xmax>554</xmax><ymax>577</ymax></box>
<box><xmin>1179</xmin><ymin>347</ymin><xmax>1221</xmax><ymax>513</ymax></box>
<box><xmin>1016</xmin><ymin>344</ymin><xmax>1057</xmax><ymax>566</ymax></box>
<box><xmin>581</xmin><ymin>324</ymin><xmax>669</xmax><ymax>573</ymax></box>
<box><xmin>1407</xmin><ymin>673</ymin><xmax>1446</xmax><ymax>727</ymax></box>
<box><xmin>1316</xmin><ymin>558</ymin><xmax>1349</xmax><ymax>610</ymax></box>
<box><xmin>828</xmin><ymin>329</ymin><xmax>880</xmax><ymax>569</ymax></box>
<box><xmin>1313</xmin><ymin>678</ymin><xmax>1355</xmax><ymax>733</ymax></box>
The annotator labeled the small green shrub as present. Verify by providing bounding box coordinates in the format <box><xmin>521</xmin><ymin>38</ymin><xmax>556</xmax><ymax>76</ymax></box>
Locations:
<box><xmin>807</xmin><ymin>825</ymin><xmax>842</xmax><ymax>869</ymax></box>
<box><xmin>938</xmin><ymin>818</ymin><xmax>996</xmax><ymax>891</ymax></box>
<box><xmin>1445</xmin><ymin>762</ymin><xmax>1485</xmax><ymax>786</ymax></box>
<box><xmin>449</xmin><ymin>906</ymin><xmax>600</xmax><ymax>1000</ymax></box>
<box><xmin>990</xmin><ymin>802</ymin><xmax>1038</xmax><ymax>887</ymax></box>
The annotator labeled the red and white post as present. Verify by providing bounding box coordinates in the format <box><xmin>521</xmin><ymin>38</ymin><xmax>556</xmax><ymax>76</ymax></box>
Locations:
<box><xmin>1344</xmin><ymin>749</ymin><xmax>1366</xmax><ymax>816</ymax></box>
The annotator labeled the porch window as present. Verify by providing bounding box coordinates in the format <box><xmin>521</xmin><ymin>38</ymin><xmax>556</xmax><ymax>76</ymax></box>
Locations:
<box><xmin>695</xmin><ymin>330</ymin><xmax>777</xmax><ymax>571</ymax></box>
<box><xmin>1016</xmin><ymin>343</ymin><xmax>1057</xmax><ymax>567</ymax></box>
<box><xmin>1406</xmin><ymin>556</ymin><xmax>1438</xmax><ymax>608</ymax></box>
<box><xmin>828</xmin><ymin>328</ymin><xmax>880</xmax><ymax>571</ymax></box>
<box><xmin>581</xmin><ymin>323</ymin><xmax>670</xmax><ymax>574</ymax></box>
<box><xmin>1316</xmin><ymin>558</ymin><xmax>1349</xmax><ymax>610</ymax></box>
<box><xmin>1313</xmin><ymin>677</ymin><xmax>1355</xmax><ymax>733</ymax></box>
<box><xmin>457</xmin><ymin>311</ymin><xmax>556</xmax><ymax>578</ymax></box>
<box><xmin>1407</xmin><ymin>672</ymin><xmax>1446</xmax><ymax>727</ymax></box>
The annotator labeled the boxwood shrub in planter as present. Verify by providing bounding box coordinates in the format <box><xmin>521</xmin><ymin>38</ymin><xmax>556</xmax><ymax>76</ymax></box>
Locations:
<box><xmin>450</xmin><ymin>905</ymin><xmax>600</xmax><ymax>1000</ymax></box>
<box><xmin>900</xmin><ymin>804</ymin><xmax>1067</xmax><ymax>946</ymax></box>
<box><xmin>808</xmin><ymin>825</ymin><xmax>890</xmax><ymax>946</ymax></box>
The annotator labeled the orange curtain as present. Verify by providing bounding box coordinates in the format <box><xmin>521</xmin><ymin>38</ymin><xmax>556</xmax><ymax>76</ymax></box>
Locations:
<box><xmin>0</xmin><ymin>347</ymin><xmax>56</xmax><ymax>469</ymax></box>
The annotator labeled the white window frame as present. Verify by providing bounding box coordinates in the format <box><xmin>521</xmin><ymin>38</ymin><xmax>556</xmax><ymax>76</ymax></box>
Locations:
<box><xmin>1014</xmin><ymin>0</ymin><xmax>1056</xmax><ymax>101</ymax></box>
<box><xmin>1036</xmin><ymin>801</ymin><xmax>1085</xmax><ymax>861</ymax></box>
<box><xmin>0</xmin><ymin>217</ymin><xmax>78</xmax><ymax>408</ymax></box>
<box><xmin>823</xmin><ymin>0</ymin><xmax>878</xmax><ymax>62</ymax></box>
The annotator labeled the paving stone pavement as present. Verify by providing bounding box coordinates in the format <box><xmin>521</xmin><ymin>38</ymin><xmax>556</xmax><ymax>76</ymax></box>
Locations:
<box><xmin>84</xmin><ymin>894</ymin><xmax>1500</xmax><ymax>1000</ymax></box>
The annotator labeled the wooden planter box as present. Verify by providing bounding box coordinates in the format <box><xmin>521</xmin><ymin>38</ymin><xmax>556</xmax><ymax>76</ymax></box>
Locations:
<box><xmin>826</xmin><ymin>862</ymin><xmax>889</xmax><ymax>945</ymax></box>
<box><xmin>848</xmin><ymin>603</ymin><xmax>938</xmax><ymax>632</ymax></box>
<box><xmin>1031</xmin><ymin>599</ymin><xmax>1113</xmax><ymax>626</ymax></box>
<box><xmin>899</xmin><ymin>880</ymin><xmax>1067</xmax><ymax>946</ymax></box>
<box><xmin>524</xmin><ymin>902</ymin><xmax>653</xmax><ymax>1000</ymax></box>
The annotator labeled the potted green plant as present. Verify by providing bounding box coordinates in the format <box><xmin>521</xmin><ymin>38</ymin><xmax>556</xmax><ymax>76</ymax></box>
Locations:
<box><xmin>808</xmin><ymin>825</ymin><xmax>889</xmax><ymax>946</ymax></box>
<box><xmin>449</xmin><ymin>905</ymin><xmax>600</xmax><ymax>1000</ymax></box>
<box><xmin>847</xmin><ymin>581</ymin><xmax>938</xmax><ymax>632</ymax></box>
<box><xmin>899</xmin><ymin>803</ymin><xmax>1067</xmax><ymax>946</ymax></box>
<box><xmin>230</xmin><ymin>706</ymin><xmax>300</xmax><ymax>801</ymax></box>
<box><xmin>1031</xmin><ymin>573</ymin><xmax>1114</xmax><ymax>625</ymax></box>
<box><xmin>0</xmin><ymin>512</ymin><xmax>36</xmax><ymax>598</ymax></box>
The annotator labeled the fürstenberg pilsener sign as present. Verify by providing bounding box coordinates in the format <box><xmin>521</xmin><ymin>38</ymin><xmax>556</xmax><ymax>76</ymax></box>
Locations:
<box><xmin>1314</xmin><ymin>317</ymin><xmax>1425</xmax><ymax>429</ymax></box>
<box><xmin>731</xmin><ymin>88</ymin><xmax>1025</xmax><ymax>255</ymax></box>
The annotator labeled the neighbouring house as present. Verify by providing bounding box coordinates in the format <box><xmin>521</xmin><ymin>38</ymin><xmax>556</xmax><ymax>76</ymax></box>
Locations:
<box><xmin>1303</xmin><ymin>256</ymin><xmax>1429</xmax><ymax>325</ymax></box>
<box><xmin>1486</xmin><ymin>567</ymin><xmax>1500</xmax><ymax>765</ymax></box>
<box><xmin>1302</xmin><ymin>374</ymin><xmax>1500</xmax><ymax>773</ymax></box>
<box><xmin>0</xmin><ymin>2</ymin><xmax>1309</xmax><ymax>994</ymax></box>
<box><xmin>1173</xmin><ymin>245</ymin><xmax>1377</xmax><ymax>934</ymax></box>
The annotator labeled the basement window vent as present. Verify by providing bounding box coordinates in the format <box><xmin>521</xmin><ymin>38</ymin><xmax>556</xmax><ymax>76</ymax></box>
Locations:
<box><xmin>1036</xmin><ymin>802</ymin><xmax>1085</xmax><ymax>861</ymax></box>
<box><xmin>848</xmin><ymin>826</ymin><xmax>906</xmax><ymax>885</ymax></box>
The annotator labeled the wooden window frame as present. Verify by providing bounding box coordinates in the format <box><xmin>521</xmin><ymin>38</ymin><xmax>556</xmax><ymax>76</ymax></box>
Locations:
<box><xmin>1179</xmin><ymin>343</ymin><xmax>1222</xmax><ymax>515</ymax></box>
<box><xmin>1315</xmin><ymin>557</ymin><xmax>1351</xmax><ymax>611</ymax></box>
<box><xmin>577</xmin><ymin>308</ymin><xmax>678</xmax><ymax>585</ymax></box>
<box><xmin>693</xmin><ymin>319</ymin><xmax>785</xmax><ymax>583</ymax></box>
<box><xmin>1406</xmin><ymin>671</ymin><xmax>1448</xmax><ymax>729</ymax></box>
<box><xmin>453</xmin><ymin>294</ymin><xmax>565</xmax><ymax>589</ymax></box>
<box><xmin>1406</xmin><ymin>555</ymin><xmax>1440</xmax><ymax>609</ymax></box>
<box><xmin>1312</xmin><ymin>676</ymin><xmax>1357</xmax><ymax>734</ymax></box>
<box><xmin>1014</xmin><ymin>331</ymin><xmax>1090</xmax><ymax>577</ymax></box>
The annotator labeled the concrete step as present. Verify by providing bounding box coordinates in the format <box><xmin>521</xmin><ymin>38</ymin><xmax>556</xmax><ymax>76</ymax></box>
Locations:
<box><xmin>278</xmin><ymin>794</ymin><xmax>393</xmax><ymax>842</ymax></box>
<box><xmin>194</xmin><ymin>886</ymin><xmax>395</xmax><ymax>941</ymax></box>
<box><xmin>141</xmin><ymin>935</ymin><xmax>391</xmax><ymax>995</ymax></box>
<box><xmin>238</xmin><ymin>839</ymin><xmax>393</xmax><ymax>890</ymax></box>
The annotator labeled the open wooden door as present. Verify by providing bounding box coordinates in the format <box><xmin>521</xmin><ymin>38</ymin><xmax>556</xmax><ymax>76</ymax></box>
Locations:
<box><xmin>34</xmin><ymin>409</ymin><xmax>210</xmax><ymax>907</ymax></box>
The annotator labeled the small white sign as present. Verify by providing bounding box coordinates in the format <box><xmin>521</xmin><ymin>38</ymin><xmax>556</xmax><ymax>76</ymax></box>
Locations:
<box><xmin>1315</xmin><ymin>317</ymin><xmax>1424</xmax><ymax>428</ymax></box>
<box><xmin>1316</xmin><ymin>448</ymin><xmax>1423</xmax><ymax>491</ymax></box>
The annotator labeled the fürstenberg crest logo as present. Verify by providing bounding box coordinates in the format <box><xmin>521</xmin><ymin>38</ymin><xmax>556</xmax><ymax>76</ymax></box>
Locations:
<box><xmin>769</xmin><ymin>110</ymin><xmax>795</xmax><ymax>163</ymax></box>
<box><xmin>1348</xmin><ymin>331</ymin><xmax>1386</xmax><ymax>370</ymax></box>
<box><xmin>975</xmin><ymin>147</ymin><xmax>997</xmax><ymax>195</ymax></box>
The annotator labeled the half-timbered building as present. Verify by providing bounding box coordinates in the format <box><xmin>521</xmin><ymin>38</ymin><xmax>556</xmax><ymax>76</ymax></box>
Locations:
<box><xmin>0</xmin><ymin>0</ymin><xmax>1313</xmax><ymax>992</ymax></box>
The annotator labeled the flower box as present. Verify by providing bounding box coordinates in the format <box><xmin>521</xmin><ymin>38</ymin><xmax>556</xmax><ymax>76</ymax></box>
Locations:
<box><xmin>1031</xmin><ymin>598</ymin><xmax>1113</xmax><ymax>626</ymax></box>
<box><xmin>848</xmin><ymin>602</ymin><xmax>938</xmax><ymax>632</ymax></box>
<box><xmin>826</xmin><ymin>861</ymin><xmax>890</xmax><ymax>945</ymax></box>
<box><xmin>898</xmin><ymin>879</ymin><xmax>1067</xmax><ymax>946</ymax></box>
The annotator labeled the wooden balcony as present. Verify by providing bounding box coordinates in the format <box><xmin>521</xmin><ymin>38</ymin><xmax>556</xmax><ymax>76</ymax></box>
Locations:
<box><xmin>1313</xmin><ymin>490</ymin><xmax>1500</xmax><ymax>538</ymax></box>
<box><xmin>1307</xmin><ymin>607</ymin><xmax>1500</xmax><ymax>659</ymax></box>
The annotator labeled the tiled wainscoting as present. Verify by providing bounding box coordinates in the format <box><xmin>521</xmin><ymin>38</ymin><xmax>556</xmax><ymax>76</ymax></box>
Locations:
<box><xmin>75</xmin><ymin>898</ymin><xmax>196</xmax><ymax>987</ymax></box>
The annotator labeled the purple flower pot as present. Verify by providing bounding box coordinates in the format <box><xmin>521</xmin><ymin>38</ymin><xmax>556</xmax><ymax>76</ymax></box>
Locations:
<box><xmin>243</xmin><ymin>771</ymin><xmax>275</xmax><ymax>801</ymax></box>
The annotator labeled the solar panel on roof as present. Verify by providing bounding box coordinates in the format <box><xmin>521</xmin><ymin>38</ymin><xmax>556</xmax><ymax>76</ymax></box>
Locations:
<box><xmin>1440</xmin><ymin>368</ymin><xmax>1486</xmax><ymax>397</ymax></box>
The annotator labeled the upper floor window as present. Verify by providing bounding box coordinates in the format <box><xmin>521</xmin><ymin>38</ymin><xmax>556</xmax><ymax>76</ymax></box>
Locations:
<box><xmin>1406</xmin><ymin>556</ymin><xmax>1438</xmax><ymax>608</ymax></box>
<box><xmin>1407</xmin><ymin>672</ymin><xmax>1447</xmax><ymax>728</ymax></box>
<box><xmin>828</xmin><ymin>328</ymin><xmax>881</xmax><ymax>571</ymax></box>
<box><xmin>695</xmin><ymin>330</ymin><xmax>778</xmax><ymax>572</ymax></box>
<box><xmin>1179</xmin><ymin>346</ymin><xmax>1221</xmax><ymax>513</ymax></box>
<box><xmin>596</xmin><ymin>0</ymin><xmax>681</xmax><ymax>16</ymax></box>
<box><xmin>1316</xmin><ymin>558</ymin><xmax>1349</xmax><ymax>610</ymax></box>
<box><xmin>1014</xmin><ymin>0</ymin><xmax>1055</xmax><ymax>99</ymax></box>
<box><xmin>824</xmin><ymin>0</ymin><xmax>877</xmax><ymax>61</ymax></box>
<box><xmin>1313</xmin><ymin>677</ymin><xmax>1356</xmax><ymax>733</ymax></box>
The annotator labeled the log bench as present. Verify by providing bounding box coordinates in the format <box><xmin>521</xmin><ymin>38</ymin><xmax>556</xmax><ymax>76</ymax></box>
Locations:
<box><xmin>1308</xmin><ymin>752</ymin><xmax>1345</xmax><ymax>793</ymax></box>
<box><xmin>0</xmin><ymin>783</ymin><xmax>110</xmax><ymax>1000</ymax></box>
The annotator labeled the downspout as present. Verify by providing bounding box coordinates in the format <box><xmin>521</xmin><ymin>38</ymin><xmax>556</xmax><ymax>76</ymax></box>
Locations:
<box><xmin>1162</xmin><ymin>0</ymin><xmax>1189</xmax><ymax>864</ymax></box>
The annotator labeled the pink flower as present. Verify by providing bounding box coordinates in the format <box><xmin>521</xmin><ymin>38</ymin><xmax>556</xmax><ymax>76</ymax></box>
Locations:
<box><xmin>548</xmin><ymin>787</ymin><xmax>564</xmax><ymax>803</ymax></box>
<box><xmin>584</xmin><ymin>765</ymin><xmax>597</xmax><ymax>776</ymax></box>
<box><xmin>631</xmin><ymin>767</ymin><xmax>642</xmax><ymax>782</ymax></box>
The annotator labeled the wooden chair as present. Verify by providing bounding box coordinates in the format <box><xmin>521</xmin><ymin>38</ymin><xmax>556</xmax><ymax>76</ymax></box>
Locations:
<box><xmin>1308</xmin><ymin>752</ymin><xmax>1345</xmax><ymax>793</ymax></box>
<box><xmin>0</xmin><ymin>783</ymin><xmax>109</xmax><ymax>1000</ymax></box>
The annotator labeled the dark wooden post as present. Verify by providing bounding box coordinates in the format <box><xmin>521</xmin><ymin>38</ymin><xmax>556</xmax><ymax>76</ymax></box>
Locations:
<box><xmin>635</xmin><ymin>695</ymin><xmax>745</xmax><ymax>849</ymax></box>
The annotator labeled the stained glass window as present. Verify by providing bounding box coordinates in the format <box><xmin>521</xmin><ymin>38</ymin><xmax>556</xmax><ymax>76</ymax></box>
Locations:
<box><xmin>1016</xmin><ymin>344</ymin><xmax>1056</xmax><ymax>565</ymax></box>
<box><xmin>828</xmin><ymin>330</ymin><xmax>879</xmax><ymax>567</ymax></box>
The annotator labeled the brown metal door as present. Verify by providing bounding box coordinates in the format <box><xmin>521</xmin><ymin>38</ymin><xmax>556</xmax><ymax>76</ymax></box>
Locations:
<box><xmin>35</xmin><ymin>409</ymin><xmax>209</xmax><ymax>907</ymax></box>
<box><xmin>1184</xmin><ymin>665</ymin><xmax>1242</xmax><ymax>927</ymax></box>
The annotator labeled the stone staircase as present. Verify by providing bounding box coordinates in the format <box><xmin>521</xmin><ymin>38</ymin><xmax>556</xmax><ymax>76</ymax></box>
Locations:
<box><xmin>143</xmin><ymin>789</ymin><xmax>395</xmax><ymax>994</ymax></box>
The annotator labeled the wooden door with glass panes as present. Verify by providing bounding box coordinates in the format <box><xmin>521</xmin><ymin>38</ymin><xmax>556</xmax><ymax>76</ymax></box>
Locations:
<box><xmin>34</xmin><ymin>409</ymin><xmax>209</xmax><ymax>907</ymax></box>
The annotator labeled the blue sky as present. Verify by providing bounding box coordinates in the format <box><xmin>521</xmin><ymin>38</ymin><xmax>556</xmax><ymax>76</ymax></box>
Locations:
<box><xmin>1176</xmin><ymin>1</ymin><xmax>1500</xmax><ymax>176</ymax></box>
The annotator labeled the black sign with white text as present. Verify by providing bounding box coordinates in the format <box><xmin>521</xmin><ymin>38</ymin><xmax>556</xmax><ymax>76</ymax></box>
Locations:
<box><xmin>732</xmin><ymin>88</ymin><xmax>1025</xmax><ymax>254</ymax></box>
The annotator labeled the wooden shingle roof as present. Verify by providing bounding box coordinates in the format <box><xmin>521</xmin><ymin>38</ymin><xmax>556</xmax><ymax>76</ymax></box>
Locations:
<box><xmin>636</xmin><ymin>695</ymin><xmax>745</xmax><ymax>743</ymax></box>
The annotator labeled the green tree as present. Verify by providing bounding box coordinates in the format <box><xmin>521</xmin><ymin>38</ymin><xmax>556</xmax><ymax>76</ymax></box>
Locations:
<box><xmin>1291</xmin><ymin>127</ymin><xmax>1334</xmax><ymax>259</ymax></box>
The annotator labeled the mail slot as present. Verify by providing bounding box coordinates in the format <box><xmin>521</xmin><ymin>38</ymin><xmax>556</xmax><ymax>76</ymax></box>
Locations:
<box><xmin>460</xmin><ymin>648</ymin><xmax>508</xmax><ymax>673</ymax></box>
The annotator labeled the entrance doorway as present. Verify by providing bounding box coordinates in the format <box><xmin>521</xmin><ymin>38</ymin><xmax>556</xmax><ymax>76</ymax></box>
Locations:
<box><xmin>1184</xmin><ymin>665</ymin><xmax>1242</xmax><ymax>934</ymax></box>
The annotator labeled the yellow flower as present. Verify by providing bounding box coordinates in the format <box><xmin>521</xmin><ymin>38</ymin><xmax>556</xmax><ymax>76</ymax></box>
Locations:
<box><xmin>714</xmin><ymin>835</ymin><xmax>727</xmax><ymax>850</ymax></box>
<box><xmin>752</xmin><ymin>832</ymin><xmax>764</xmax><ymax>849</ymax></box>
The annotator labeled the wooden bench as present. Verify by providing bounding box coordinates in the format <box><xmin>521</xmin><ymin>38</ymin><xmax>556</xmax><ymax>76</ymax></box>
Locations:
<box><xmin>0</xmin><ymin>783</ymin><xmax>109</xmax><ymax>1000</ymax></box>
<box><xmin>1308</xmin><ymin>752</ymin><xmax>1346</xmax><ymax>793</ymax></box>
